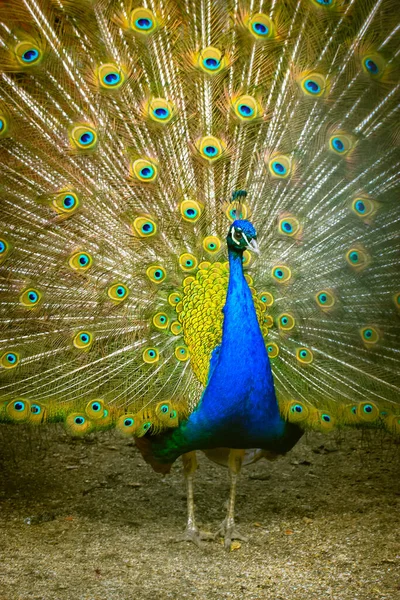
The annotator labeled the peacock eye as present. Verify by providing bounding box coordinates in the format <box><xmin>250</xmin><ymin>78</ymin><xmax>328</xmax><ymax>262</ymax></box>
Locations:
<box><xmin>203</xmin><ymin>57</ymin><xmax>220</xmax><ymax>70</ymax></box>
<box><xmin>238</xmin><ymin>104</ymin><xmax>254</xmax><ymax>117</ymax></box>
<box><xmin>104</xmin><ymin>72</ymin><xmax>120</xmax><ymax>85</ymax></box>
<box><xmin>204</xmin><ymin>145</ymin><xmax>217</xmax><ymax>156</ymax></box>
<box><xmin>364</xmin><ymin>58</ymin><xmax>378</xmax><ymax>74</ymax></box>
<box><xmin>234</xmin><ymin>229</ymin><xmax>242</xmax><ymax>239</ymax></box>
<box><xmin>305</xmin><ymin>79</ymin><xmax>320</xmax><ymax>94</ymax></box>
<box><xmin>253</xmin><ymin>22</ymin><xmax>268</xmax><ymax>35</ymax></box>
<box><xmin>137</xmin><ymin>17</ymin><xmax>152</xmax><ymax>29</ymax></box>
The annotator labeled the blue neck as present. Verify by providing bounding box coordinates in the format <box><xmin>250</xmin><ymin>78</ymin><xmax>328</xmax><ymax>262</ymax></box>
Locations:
<box><xmin>222</xmin><ymin>248</ymin><xmax>263</xmax><ymax>361</ymax></box>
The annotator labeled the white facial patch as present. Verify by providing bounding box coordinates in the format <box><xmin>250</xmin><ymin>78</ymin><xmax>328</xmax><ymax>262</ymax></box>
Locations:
<box><xmin>231</xmin><ymin>226</ymin><xmax>242</xmax><ymax>245</ymax></box>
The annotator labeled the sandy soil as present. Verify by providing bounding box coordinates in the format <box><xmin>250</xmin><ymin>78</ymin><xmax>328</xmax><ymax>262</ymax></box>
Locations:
<box><xmin>0</xmin><ymin>425</ymin><xmax>399</xmax><ymax>600</ymax></box>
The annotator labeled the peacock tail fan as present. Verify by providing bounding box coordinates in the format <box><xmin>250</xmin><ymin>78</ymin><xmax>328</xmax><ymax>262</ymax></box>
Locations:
<box><xmin>0</xmin><ymin>0</ymin><xmax>399</xmax><ymax>439</ymax></box>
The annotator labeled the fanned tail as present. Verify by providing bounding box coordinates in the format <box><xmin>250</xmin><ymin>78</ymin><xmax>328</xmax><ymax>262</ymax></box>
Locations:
<box><xmin>0</xmin><ymin>0</ymin><xmax>399</xmax><ymax>438</ymax></box>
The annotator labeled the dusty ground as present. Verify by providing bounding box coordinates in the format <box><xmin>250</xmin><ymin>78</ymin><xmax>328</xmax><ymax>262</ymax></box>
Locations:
<box><xmin>0</xmin><ymin>425</ymin><xmax>399</xmax><ymax>600</ymax></box>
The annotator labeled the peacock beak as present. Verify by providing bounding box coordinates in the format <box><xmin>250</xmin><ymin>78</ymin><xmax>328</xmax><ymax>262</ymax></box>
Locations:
<box><xmin>247</xmin><ymin>238</ymin><xmax>260</xmax><ymax>255</ymax></box>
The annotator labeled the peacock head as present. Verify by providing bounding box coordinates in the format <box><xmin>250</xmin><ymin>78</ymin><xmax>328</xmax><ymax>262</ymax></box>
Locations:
<box><xmin>227</xmin><ymin>220</ymin><xmax>260</xmax><ymax>255</ymax></box>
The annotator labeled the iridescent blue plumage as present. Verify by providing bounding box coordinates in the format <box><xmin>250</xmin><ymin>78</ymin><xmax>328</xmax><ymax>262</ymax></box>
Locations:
<box><xmin>144</xmin><ymin>219</ymin><xmax>302</xmax><ymax>466</ymax></box>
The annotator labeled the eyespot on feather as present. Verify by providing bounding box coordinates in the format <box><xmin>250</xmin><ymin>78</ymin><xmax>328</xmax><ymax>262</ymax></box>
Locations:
<box><xmin>117</xmin><ymin>414</ymin><xmax>136</xmax><ymax>435</ymax></box>
<box><xmin>132</xmin><ymin>216</ymin><xmax>157</xmax><ymax>238</ymax></box>
<box><xmin>30</xmin><ymin>402</ymin><xmax>46</xmax><ymax>424</ymax></box>
<box><xmin>247</xmin><ymin>13</ymin><xmax>275</xmax><ymax>39</ymax></box>
<box><xmin>130</xmin><ymin>158</ymin><xmax>158</xmax><ymax>182</ymax></box>
<box><xmin>69</xmin><ymin>125</ymin><xmax>98</xmax><ymax>151</ymax></box>
<box><xmin>232</xmin><ymin>95</ymin><xmax>261</xmax><ymax>121</ymax></box>
<box><xmin>0</xmin><ymin>115</ymin><xmax>9</xmax><ymax>138</ymax></box>
<box><xmin>315</xmin><ymin>411</ymin><xmax>335</xmax><ymax>432</ymax></box>
<box><xmin>259</xmin><ymin>291</ymin><xmax>274</xmax><ymax>306</ymax></box>
<box><xmin>168</xmin><ymin>292</ymin><xmax>182</xmax><ymax>306</ymax></box>
<box><xmin>272</xmin><ymin>265</ymin><xmax>291</xmax><ymax>283</ymax></box>
<box><xmin>155</xmin><ymin>402</ymin><xmax>179</xmax><ymax>427</ymax></box>
<box><xmin>1</xmin><ymin>351</ymin><xmax>20</xmax><ymax>369</ymax></box>
<box><xmin>7</xmin><ymin>399</ymin><xmax>30</xmax><ymax>421</ymax></box>
<box><xmin>152</xmin><ymin>312</ymin><xmax>169</xmax><ymax>330</ymax></box>
<box><xmin>361</xmin><ymin>53</ymin><xmax>386</xmax><ymax>79</ymax></box>
<box><xmin>278</xmin><ymin>313</ymin><xmax>295</xmax><ymax>331</ymax></box>
<box><xmin>356</xmin><ymin>402</ymin><xmax>379</xmax><ymax>422</ymax></box>
<box><xmin>225</xmin><ymin>202</ymin><xmax>248</xmax><ymax>222</ymax></box>
<box><xmin>196</xmin><ymin>136</ymin><xmax>226</xmax><ymax>161</ymax></box>
<box><xmin>20</xmin><ymin>288</ymin><xmax>42</xmax><ymax>308</ymax></box>
<box><xmin>175</xmin><ymin>346</ymin><xmax>189</xmax><ymax>361</ymax></box>
<box><xmin>155</xmin><ymin>401</ymin><xmax>171</xmax><ymax>423</ymax></box>
<box><xmin>69</xmin><ymin>251</ymin><xmax>93</xmax><ymax>272</ymax></box>
<box><xmin>195</xmin><ymin>47</ymin><xmax>227</xmax><ymax>74</ymax></box>
<box><xmin>130</xmin><ymin>8</ymin><xmax>158</xmax><ymax>35</ymax></box>
<box><xmin>296</xmin><ymin>347</ymin><xmax>313</xmax><ymax>364</ymax></box>
<box><xmin>263</xmin><ymin>315</ymin><xmax>274</xmax><ymax>328</ymax></box>
<box><xmin>0</xmin><ymin>237</ymin><xmax>11</xmax><ymax>263</ymax></box>
<box><xmin>267</xmin><ymin>342</ymin><xmax>279</xmax><ymax>358</ymax></box>
<box><xmin>15</xmin><ymin>42</ymin><xmax>43</xmax><ymax>67</ymax></box>
<box><xmin>278</xmin><ymin>215</ymin><xmax>300</xmax><ymax>236</ymax></box>
<box><xmin>242</xmin><ymin>250</ymin><xmax>252</xmax><ymax>267</ymax></box>
<box><xmin>107</xmin><ymin>283</ymin><xmax>129</xmax><ymax>302</ymax></box>
<box><xmin>98</xmin><ymin>64</ymin><xmax>125</xmax><ymax>89</ymax></box>
<box><xmin>73</xmin><ymin>331</ymin><xmax>93</xmax><ymax>350</ymax></box>
<box><xmin>180</xmin><ymin>199</ymin><xmax>202</xmax><ymax>223</ymax></box>
<box><xmin>85</xmin><ymin>399</ymin><xmax>105</xmax><ymax>420</ymax></box>
<box><xmin>143</xmin><ymin>347</ymin><xmax>159</xmax><ymax>363</ymax></box>
<box><xmin>170</xmin><ymin>321</ymin><xmax>182</xmax><ymax>335</ymax></box>
<box><xmin>299</xmin><ymin>73</ymin><xmax>328</xmax><ymax>97</ymax></box>
<box><xmin>339</xmin><ymin>403</ymin><xmax>359</xmax><ymax>425</ymax></box>
<box><xmin>65</xmin><ymin>413</ymin><xmax>92</xmax><ymax>436</ymax></box>
<box><xmin>315</xmin><ymin>289</ymin><xmax>336</xmax><ymax>309</ymax></box>
<box><xmin>329</xmin><ymin>133</ymin><xmax>355</xmax><ymax>156</ymax></box>
<box><xmin>286</xmin><ymin>401</ymin><xmax>310</xmax><ymax>423</ymax></box>
<box><xmin>311</xmin><ymin>0</ymin><xmax>335</xmax><ymax>7</ymax></box>
<box><xmin>52</xmin><ymin>192</ymin><xmax>80</xmax><ymax>215</ymax></box>
<box><xmin>134</xmin><ymin>419</ymin><xmax>152</xmax><ymax>438</ymax></box>
<box><xmin>203</xmin><ymin>236</ymin><xmax>221</xmax><ymax>254</ymax></box>
<box><xmin>351</xmin><ymin>197</ymin><xmax>378</xmax><ymax>221</ymax></box>
<box><xmin>146</xmin><ymin>265</ymin><xmax>166</xmax><ymax>283</ymax></box>
<box><xmin>360</xmin><ymin>326</ymin><xmax>379</xmax><ymax>345</ymax></box>
<box><xmin>345</xmin><ymin>247</ymin><xmax>370</xmax><ymax>271</ymax></box>
<box><xmin>179</xmin><ymin>253</ymin><xmax>198</xmax><ymax>272</ymax></box>
<box><xmin>147</xmin><ymin>98</ymin><xmax>175</xmax><ymax>123</ymax></box>
<box><xmin>268</xmin><ymin>155</ymin><xmax>292</xmax><ymax>179</ymax></box>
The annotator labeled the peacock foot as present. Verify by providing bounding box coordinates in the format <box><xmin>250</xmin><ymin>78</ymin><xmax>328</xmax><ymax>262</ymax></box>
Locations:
<box><xmin>176</xmin><ymin>526</ymin><xmax>214</xmax><ymax>548</ymax></box>
<box><xmin>215</xmin><ymin>518</ymin><xmax>248</xmax><ymax>551</ymax></box>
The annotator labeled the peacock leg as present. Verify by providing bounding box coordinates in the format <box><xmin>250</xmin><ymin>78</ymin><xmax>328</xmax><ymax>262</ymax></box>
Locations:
<box><xmin>177</xmin><ymin>451</ymin><xmax>213</xmax><ymax>547</ymax></box>
<box><xmin>216</xmin><ymin>449</ymin><xmax>248</xmax><ymax>550</ymax></box>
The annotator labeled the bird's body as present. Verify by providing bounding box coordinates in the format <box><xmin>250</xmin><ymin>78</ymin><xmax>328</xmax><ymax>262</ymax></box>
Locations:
<box><xmin>139</xmin><ymin>226</ymin><xmax>303</xmax><ymax>470</ymax></box>
<box><xmin>0</xmin><ymin>0</ymin><xmax>399</xmax><ymax>547</ymax></box>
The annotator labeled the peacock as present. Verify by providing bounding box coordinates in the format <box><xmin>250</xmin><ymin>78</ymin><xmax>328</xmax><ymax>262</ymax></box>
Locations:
<box><xmin>0</xmin><ymin>0</ymin><xmax>399</xmax><ymax>550</ymax></box>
